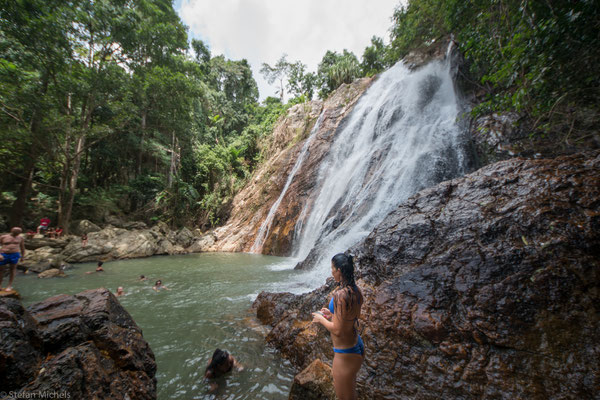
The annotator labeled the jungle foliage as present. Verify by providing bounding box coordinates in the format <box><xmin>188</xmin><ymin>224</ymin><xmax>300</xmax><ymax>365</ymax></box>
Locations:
<box><xmin>1</xmin><ymin>0</ymin><xmax>596</xmax><ymax>232</ymax></box>
<box><xmin>0</xmin><ymin>0</ymin><xmax>289</xmax><ymax>231</ymax></box>
<box><xmin>387</xmin><ymin>0</ymin><xmax>600</xmax><ymax>138</ymax></box>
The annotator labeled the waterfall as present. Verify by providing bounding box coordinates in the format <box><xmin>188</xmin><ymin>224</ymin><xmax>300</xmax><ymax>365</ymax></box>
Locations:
<box><xmin>250</xmin><ymin>113</ymin><xmax>325</xmax><ymax>253</ymax></box>
<box><xmin>289</xmin><ymin>48</ymin><xmax>471</xmax><ymax>290</ymax></box>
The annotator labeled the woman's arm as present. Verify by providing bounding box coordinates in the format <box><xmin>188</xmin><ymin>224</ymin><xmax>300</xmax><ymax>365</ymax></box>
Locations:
<box><xmin>312</xmin><ymin>295</ymin><xmax>344</xmax><ymax>336</ymax></box>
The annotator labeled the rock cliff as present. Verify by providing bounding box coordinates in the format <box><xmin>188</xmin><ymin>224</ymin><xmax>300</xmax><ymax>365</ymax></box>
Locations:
<box><xmin>207</xmin><ymin>78</ymin><xmax>374</xmax><ymax>254</ymax></box>
<box><xmin>254</xmin><ymin>151</ymin><xmax>600</xmax><ymax>399</ymax></box>
<box><xmin>0</xmin><ymin>288</ymin><xmax>156</xmax><ymax>399</ymax></box>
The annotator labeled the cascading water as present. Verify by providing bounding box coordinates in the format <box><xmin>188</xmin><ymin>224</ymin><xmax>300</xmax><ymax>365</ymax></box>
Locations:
<box><xmin>289</xmin><ymin>45</ymin><xmax>471</xmax><ymax>290</ymax></box>
<box><xmin>250</xmin><ymin>113</ymin><xmax>325</xmax><ymax>253</ymax></box>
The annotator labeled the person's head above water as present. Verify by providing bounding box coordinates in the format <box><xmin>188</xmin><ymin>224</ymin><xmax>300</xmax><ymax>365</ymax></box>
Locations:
<box><xmin>205</xmin><ymin>348</ymin><xmax>233</xmax><ymax>378</ymax></box>
<box><xmin>155</xmin><ymin>280</ymin><xmax>162</xmax><ymax>286</ymax></box>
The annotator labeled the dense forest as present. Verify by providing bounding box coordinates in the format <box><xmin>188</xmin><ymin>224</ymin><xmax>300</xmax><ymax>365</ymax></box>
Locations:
<box><xmin>0</xmin><ymin>0</ymin><xmax>597</xmax><ymax>234</ymax></box>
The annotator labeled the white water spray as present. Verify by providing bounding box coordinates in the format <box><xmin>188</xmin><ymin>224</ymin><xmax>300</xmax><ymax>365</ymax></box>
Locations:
<box><xmin>250</xmin><ymin>113</ymin><xmax>325</xmax><ymax>253</ymax></box>
<box><xmin>289</xmin><ymin>49</ymin><xmax>470</xmax><ymax>291</ymax></box>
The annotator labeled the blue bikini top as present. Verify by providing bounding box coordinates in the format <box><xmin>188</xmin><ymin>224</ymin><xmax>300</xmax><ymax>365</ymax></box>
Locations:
<box><xmin>328</xmin><ymin>297</ymin><xmax>335</xmax><ymax>314</ymax></box>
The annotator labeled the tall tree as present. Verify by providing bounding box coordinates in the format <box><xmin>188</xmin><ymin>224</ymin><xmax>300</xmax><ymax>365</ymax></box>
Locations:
<box><xmin>260</xmin><ymin>54</ymin><xmax>291</xmax><ymax>102</ymax></box>
<box><xmin>0</xmin><ymin>0</ymin><xmax>73</xmax><ymax>227</ymax></box>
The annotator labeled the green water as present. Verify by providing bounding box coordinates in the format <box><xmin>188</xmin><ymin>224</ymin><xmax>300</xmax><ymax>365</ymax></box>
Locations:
<box><xmin>18</xmin><ymin>253</ymin><xmax>301</xmax><ymax>399</ymax></box>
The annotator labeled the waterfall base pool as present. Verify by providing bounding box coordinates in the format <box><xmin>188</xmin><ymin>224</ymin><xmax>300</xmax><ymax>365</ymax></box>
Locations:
<box><xmin>17</xmin><ymin>253</ymin><xmax>301</xmax><ymax>399</ymax></box>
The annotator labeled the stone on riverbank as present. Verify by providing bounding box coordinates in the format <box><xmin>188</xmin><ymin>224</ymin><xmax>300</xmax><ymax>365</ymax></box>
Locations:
<box><xmin>0</xmin><ymin>288</ymin><xmax>157</xmax><ymax>399</ymax></box>
<box><xmin>37</xmin><ymin>268</ymin><xmax>66</xmax><ymax>279</ymax></box>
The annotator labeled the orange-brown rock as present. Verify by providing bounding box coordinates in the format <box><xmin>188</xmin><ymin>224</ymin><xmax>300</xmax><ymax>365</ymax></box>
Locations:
<box><xmin>208</xmin><ymin>78</ymin><xmax>374</xmax><ymax>255</ymax></box>
<box><xmin>289</xmin><ymin>359</ymin><xmax>336</xmax><ymax>400</ymax></box>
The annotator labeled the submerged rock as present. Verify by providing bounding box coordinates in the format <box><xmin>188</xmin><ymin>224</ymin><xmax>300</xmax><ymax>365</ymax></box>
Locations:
<box><xmin>0</xmin><ymin>288</ymin><xmax>157</xmax><ymax>398</ymax></box>
<box><xmin>258</xmin><ymin>151</ymin><xmax>600</xmax><ymax>399</ymax></box>
<box><xmin>37</xmin><ymin>268</ymin><xmax>66</xmax><ymax>279</ymax></box>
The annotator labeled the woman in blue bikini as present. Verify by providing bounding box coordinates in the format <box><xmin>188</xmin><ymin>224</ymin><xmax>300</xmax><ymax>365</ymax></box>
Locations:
<box><xmin>312</xmin><ymin>253</ymin><xmax>364</xmax><ymax>400</ymax></box>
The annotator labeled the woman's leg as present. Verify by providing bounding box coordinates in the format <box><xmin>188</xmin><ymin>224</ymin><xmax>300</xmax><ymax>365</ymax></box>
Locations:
<box><xmin>332</xmin><ymin>353</ymin><xmax>363</xmax><ymax>400</ymax></box>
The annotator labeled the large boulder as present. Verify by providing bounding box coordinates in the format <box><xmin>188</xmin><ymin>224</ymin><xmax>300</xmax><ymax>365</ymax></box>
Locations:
<box><xmin>187</xmin><ymin>232</ymin><xmax>217</xmax><ymax>253</ymax></box>
<box><xmin>289</xmin><ymin>359</ymin><xmax>336</xmax><ymax>400</ymax></box>
<box><xmin>37</xmin><ymin>268</ymin><xmax>66</xmax><ymax>279</ymax></box>
<box><xmin>61</xmin><ymin>226</ymin><xmax>172</xmax><ymax>262</ymax></box>
<box><xmin>258</xmin><ymin>151</ymin><xmax>600</xmax><ymax>399</ymax></box>
<box><xmin>24</xmin><ymin>237</ymin><xmax>70</xmax><ymax>251</ymax></box>
<box><xmin>71</xmin><ymin>219</ymin><xmax>101</xmax><ymax>235</ymax></box>
<box><xmin>21</xmin><ymin>246</ymin><xmax>66</xmax><ymax>273</ymax></box>
<box><xmin>0</xmin><ymin>289</ymin><xmax>156</xmax><ymax>398</ymax></box>
<box><xmin>0</xmin><ymin>299</ymin><xmax>41</xmax><ymax>390</ymax></box>
<box><xmin>174</xmin><ymin>227</ymin><xmax>194</xmax><ymax>248</ymax></box>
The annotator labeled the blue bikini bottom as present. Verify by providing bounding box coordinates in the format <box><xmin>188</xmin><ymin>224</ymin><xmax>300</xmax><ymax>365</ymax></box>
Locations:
<box><xmin>333</xmin><ymin>335</ymin><xmax>364</xmax><ymax>355</ymax></box>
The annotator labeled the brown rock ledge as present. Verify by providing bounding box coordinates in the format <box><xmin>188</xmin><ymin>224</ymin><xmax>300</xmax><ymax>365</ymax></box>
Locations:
<box><xmin>0</xmin><ymin>288</ymin><xmax>156</xmax><ymax>399</ymax></box>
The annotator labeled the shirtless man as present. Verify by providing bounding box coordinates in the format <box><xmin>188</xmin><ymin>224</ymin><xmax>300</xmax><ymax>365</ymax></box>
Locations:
<box><xmin>0</xmin><ymin>227</ymin><xmax>26</xmax><ymax>291</ymax></box>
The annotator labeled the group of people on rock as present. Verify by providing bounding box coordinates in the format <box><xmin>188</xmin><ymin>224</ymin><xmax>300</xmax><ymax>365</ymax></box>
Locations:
<box><xmin>33</xmin><ymin>216</ymin><xmax>63</xmax><ymax>238</ymax></box>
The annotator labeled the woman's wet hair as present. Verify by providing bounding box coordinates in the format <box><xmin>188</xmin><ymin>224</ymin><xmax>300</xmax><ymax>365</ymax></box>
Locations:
<box><xmin>205</xmin><ymin>348</ymin><xmax>230</xmax><ymax>377</ymax></box>
<box><xmin>332</xmin><ymin>253</ymin><xmax>362</xmax><ymax>318</ymax></box>
<box><xmin>332</xmin><ymin>253</ymin><xmax>356</xmax><ymax>287</ymax></box>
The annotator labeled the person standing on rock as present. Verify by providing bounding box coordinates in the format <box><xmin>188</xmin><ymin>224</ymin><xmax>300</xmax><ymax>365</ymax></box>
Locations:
<box><xmin>0</xmin><ymin>227</ymin><xmax>26</xmax><ymax>291</ymax></box>
<box><xmin>312</xmin><ymin>253</ymin><xmax>364</xmax><ymax>400</ymax></box>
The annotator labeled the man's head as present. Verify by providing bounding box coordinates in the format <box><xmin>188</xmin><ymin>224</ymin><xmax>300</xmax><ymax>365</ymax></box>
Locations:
<box><xmin>10</xmin><ymin>227</ymin><xmax>22</xmax><ymax>236</ymax></box>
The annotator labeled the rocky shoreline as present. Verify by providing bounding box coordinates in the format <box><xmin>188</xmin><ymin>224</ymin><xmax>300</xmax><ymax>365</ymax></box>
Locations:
<box><xmin>254</xmin><ymin>150</ymin><xmax>600</xmax><ymax>399</ymax></box>
<box><xmin>0</xmin><ymin>288</ymin><xmax>156</xmax><ymax>399</ymax></box>
<box><xmin>19</xmin><ymin>221</ymin><xmax>218</xmax><ymax>276</ymax></box>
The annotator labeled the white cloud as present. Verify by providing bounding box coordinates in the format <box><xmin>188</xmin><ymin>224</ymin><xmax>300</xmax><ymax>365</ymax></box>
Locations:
<box><xmin>178</xmin><ymin>0</ymin><xmax>401</xmax><ymax>101</ymax></box>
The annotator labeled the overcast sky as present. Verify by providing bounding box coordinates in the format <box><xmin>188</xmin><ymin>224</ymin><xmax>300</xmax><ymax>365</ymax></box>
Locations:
<box><xmin>175</xmin><ymin>0</ymin><xmax>401</xmax><ymax>101</ymax></box>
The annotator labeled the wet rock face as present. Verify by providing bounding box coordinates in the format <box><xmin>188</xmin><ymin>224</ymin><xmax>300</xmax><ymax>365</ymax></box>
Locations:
<box><xmin>256</xmin><ymin>151</ymin><xmax>600</xmax><ymax>399</ymax></box>
<box><xmin>0</xmin><ymin>299</ymin><xmax>41</xmax><ymax>389</ymax></box>
<box><xmin>0</xmin><ymin>289</ymin><xmax>157</xmax><ymax>399</ymax></box>
<box><xmin>209</xmin><ymin>78</ymin><xmax>374</xmax><ymax>255</ymax></box>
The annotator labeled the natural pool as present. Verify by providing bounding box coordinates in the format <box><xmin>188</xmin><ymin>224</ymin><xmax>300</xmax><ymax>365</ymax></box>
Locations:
<box><xmin>18</xmin><ymin>252</ymin><xmax>302</xmax><ymax>399</ymax></box>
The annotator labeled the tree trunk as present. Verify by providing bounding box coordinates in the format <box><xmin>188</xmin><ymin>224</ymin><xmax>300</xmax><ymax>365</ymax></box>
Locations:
<box><xmin>61</xmin><ymin>94</ymin><xmax>92</xmax><ymax>235</ymax></box>
<box><xmin>137</xmin><ymin>110</ymin><xmax>147</xmax><ymax>177</ymax></box>
<box><xmin>57</xmin><ymin>93</ymin><xmax>72</xmax><ymax>230</ymax></box>
<box><xmin>167</xmin><ymin>131</ymin><xmax>176</xmax><ymax>188</ymax></box>
<box><xmin>62</xmin><ymin>135</ymin><xmax>85</xmax><ymax>235</ymax></box>
<box><xmin>9</xmin><ymin>158</ymin><xmax>35</xmax><ymax>228</ymax></box>
<box><xmin>9</xmin><ymin>74</ymin><xmax>49</xmax><ymax>228</ymax></box>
